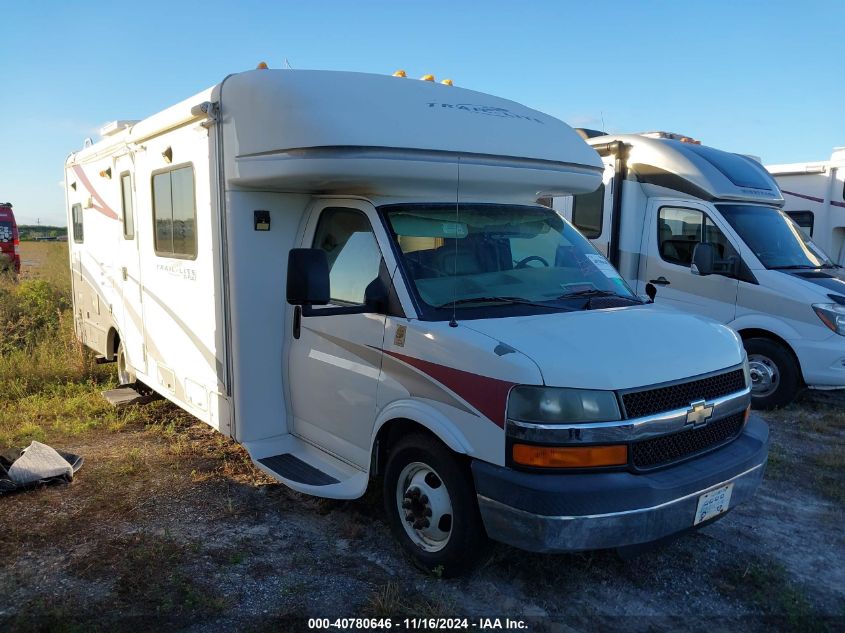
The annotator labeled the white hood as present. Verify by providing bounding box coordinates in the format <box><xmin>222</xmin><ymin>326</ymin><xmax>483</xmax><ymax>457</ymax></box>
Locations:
<box><xmin>463</xmin><ymin>305</ymin><xmax>744</xmax><ymax>390</ymax></box>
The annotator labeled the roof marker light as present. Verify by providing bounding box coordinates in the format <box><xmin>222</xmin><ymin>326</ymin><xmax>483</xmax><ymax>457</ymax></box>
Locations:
<box><xmin>393</xmin><ymin>69</ymin><xmax>407</xmax><ymax>77</ymax></box>
<box><xmin>256</xmin><ymin>62</ymin><xmax>268</xmax><ymax>70</ymax></box>
<box><xmin>441</xmin><ymin>78</ymin><xmax>454</xmax><ymax>86</ymax></box>
<box><xmin>420</xmin><ymin>74</ymin><xmax>435</xmax><ymax>82</ymax></box>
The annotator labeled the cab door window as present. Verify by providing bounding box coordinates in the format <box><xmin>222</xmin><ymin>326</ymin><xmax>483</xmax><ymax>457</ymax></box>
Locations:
<box><xmin>312</xmin><ymin>208</ymin><xmax>381</xmax><ymax>305</ymax></box>
<box><xmin>658</xmin><ymin>207</ymin><xmax>738</xmax><ymax>274</ymax></box>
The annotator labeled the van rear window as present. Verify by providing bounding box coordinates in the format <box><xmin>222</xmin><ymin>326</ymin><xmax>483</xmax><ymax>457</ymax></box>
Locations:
<box><xmin>0</xmin><ymin>221</ymin><xmax>12</xmax><ymax>243</ymax></box>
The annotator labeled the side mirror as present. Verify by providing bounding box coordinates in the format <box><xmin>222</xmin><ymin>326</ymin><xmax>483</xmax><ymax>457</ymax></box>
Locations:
<box><xmin>644</xmin><ymin>283</ymin><xmax>657</xmax><ymax>302</ymax></box>
<box><xmin>287</xmin><ymin>249</ymin><xmax>330</xmax><ymax>306</ymax></box>
<box><xmin>691</xmin><ymin>242</ymin><xmax>716</xmax><ymax>276</ymax></box>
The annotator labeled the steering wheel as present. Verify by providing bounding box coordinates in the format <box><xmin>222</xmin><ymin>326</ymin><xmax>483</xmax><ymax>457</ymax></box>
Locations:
<box><xmin>515</xmin><ymin>255</ymin><xmax>550</xmax><ymax>269</ymax></box>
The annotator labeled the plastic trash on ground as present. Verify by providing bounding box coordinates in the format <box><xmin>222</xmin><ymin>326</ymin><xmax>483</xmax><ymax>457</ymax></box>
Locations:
<box><xmin>0</xmin><ymin>441</ymin><xmax>83</xmax><ymax>494</ymax></box>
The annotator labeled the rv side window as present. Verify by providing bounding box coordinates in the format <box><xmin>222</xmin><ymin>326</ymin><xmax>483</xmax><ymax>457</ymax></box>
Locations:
<box><xmin>312</xmin><ymin>207</ymin><xmax>381</xmax><ymax>305</ymax></box>
<box><xmin>121</xmin><ymin>172</ymin><xmax>134</xmax><ymax>240</ymax></box>
<box><xmin>658</xmin><ymin>207</ymin><xmax>737</xmax><ymax>268</ymax></box>
<box><xmin>571</xmin><ymin>184</ymin><xmax>604</xmax><ymax>238</ymax></box>
<box><xmin>785</xmin><ymin>211</ymin><xmax>814</xmax><ymax>237</ymax></box>
<box><xmin>71</xmin><ymin>204</ymin><xmax>84</xmax><ymax>243</ymax></box>
<box><xmin>152</xmin><ymin>165</ymin><xmax>196</xmax><ymax>259</ymax></box>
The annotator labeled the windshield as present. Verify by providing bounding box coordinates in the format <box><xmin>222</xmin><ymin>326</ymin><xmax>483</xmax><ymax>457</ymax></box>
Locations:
<box><xmin>718</xmin><ymin>204</ymin><xmax>835</xmax><ymax>270</ymax></box>
<box><xmin>382</xmin><ymin>204</ymin><xmax>637</xmax><ymax>319</ymax></box>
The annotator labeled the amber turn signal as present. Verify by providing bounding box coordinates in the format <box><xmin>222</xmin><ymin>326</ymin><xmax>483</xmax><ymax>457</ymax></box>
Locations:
<box><xmin>512</xmin><ymin>443</ymin><xmax>628</xmax><ymax>468</ymax></box>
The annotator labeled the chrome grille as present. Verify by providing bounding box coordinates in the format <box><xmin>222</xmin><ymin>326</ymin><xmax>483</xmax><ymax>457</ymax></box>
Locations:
<box><xmin>622</xmin><ymin>369</ymin><xmax>746</xmax><ymax>419</ymax></box>
<box><xmin>631</xmin><ymin>411</ymin><xmax>745</xmax><ymax>470</ymax></box>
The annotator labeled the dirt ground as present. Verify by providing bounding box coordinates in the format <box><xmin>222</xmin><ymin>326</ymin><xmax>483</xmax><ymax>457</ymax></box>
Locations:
<box><xmin>0</xmin><ymin>389</ymin><xmax>842</xmax><ymax>633</ymax></box>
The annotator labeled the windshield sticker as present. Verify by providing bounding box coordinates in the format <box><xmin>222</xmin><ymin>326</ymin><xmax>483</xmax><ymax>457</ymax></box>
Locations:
<box><xmin>585</xmin><ymin>254</ymin><xmax>621</xmax><ymax>279</ymax></box>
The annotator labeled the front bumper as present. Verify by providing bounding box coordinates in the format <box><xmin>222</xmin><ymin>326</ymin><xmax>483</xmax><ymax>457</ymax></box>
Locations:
<box><xmin>473</xmin><ymin>415</ymin><xmax>769</xmax><ymax>552</ymax></box>
<box><xmin>791</xmin><ymin>333</ymin><xmax>845</xmax><ymax>389</ymax></box>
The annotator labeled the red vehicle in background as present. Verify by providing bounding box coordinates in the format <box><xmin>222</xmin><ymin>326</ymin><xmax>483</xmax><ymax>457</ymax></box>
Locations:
<box><xmin>0</xmin><ymin>202</ymin><xmax>21</xmax><ymax>274</ymax></box>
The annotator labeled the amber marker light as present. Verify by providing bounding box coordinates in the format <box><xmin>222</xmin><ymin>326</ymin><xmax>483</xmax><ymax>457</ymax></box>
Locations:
<box><xmin>256</xmin><ymin>62</ymin><xmax>269</xmax><ymax>70</ymax></box>
<box><xmin>512</xmin><ymin>444</ymin><xmax>628</xmax><ymax>468</ymax></box>
<box><xmin>420</xmin><ymin>74</ymin><xmax>435</xmax><ymax>81</ymax></box>
<box><xmin>393</xmin><ymin>69</ymin><xmax>407</xmax><ymax>77</ymax></box>
<box><xmin>744</xmin><ymin>405</ymin><xmax>751</xmax><ymax>423</ymax></box>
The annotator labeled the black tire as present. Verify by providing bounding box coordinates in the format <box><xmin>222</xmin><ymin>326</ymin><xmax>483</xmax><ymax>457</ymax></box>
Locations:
<box><xmin>383</xmin><ymin>433</ymin><xmax>488</xmax><ymax>577</ymax></box>
<box><xmin>744</xmin><ymin>337</ymin><xmax>801</xmax><ymax>409</ymax></box>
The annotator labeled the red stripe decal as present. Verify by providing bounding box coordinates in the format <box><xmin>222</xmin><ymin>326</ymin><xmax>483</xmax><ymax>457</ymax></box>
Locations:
<box><xmin>383</xmin><ymin>350</ymin><xmax>515</xmax><ymax>428</ymax></box>
<box><xmin>782</xmin><ymin>189</ymin><xmax>845</xmax><ymax>209</ymax></box>
<box><xmin>72</xmin><ymin>165</ymin><xmax>119</xmax><ymax>220</ymax></box>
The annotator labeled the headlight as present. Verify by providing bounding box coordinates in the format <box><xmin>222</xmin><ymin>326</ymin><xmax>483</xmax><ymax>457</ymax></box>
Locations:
<box><xmin>507</xmin><ymin>386</ymin><xmax>621</xmax><ymax>424</ymax></box>
<box><xmin>813</xmin><ymin>303</ymin><xmax>845</xmax><ymax>336</ymax></box>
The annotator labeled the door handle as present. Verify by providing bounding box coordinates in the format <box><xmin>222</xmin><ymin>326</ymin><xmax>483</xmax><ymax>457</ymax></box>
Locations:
<box><xmin>649</xmin><ymin>276</ymin><xmax>671</xmax><ymax>285</ymax></box>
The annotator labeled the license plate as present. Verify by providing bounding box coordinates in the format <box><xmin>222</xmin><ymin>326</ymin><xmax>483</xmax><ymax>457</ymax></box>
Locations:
<box><xmin>694</xmin><ymin>483</ymin><xmax>733</xmax><ymax>525</ymax></box>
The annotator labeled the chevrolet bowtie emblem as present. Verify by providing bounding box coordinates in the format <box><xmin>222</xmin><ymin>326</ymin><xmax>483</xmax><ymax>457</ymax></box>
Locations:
<box><xmin>686</xmin><ymin>400</ymin><xmax>714</xmax><ymax>427</ymax></box>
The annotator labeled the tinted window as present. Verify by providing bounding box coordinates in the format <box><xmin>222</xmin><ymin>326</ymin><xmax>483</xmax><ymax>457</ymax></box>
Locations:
<box><xmin>658</xmin><ymin>207</ymin><xmax>738</xmax><ymax>268</ymax></box>
<box><xmin>571</xmin><ymin>184</ymin><xmax>604</xmax><ymax>238</ymax></box>
<box><xmin>72</xmin><ymin>204</ymin><xmax>83</xmax><ymax>243</ymax></box>
<box><xmin>719</xmin><ymin>204</ymin><xmax>833</xmax><ymax>269</ymax></box>
<box><xmin>685</xmin><ymin>144</ymin><xmax>773</xmax><ymax>190</ymax></box>
<box><xmin>312</xmin><ymin>208</ymin><xmax>381</xmax><ymax>304</ymax></box>
<box><xmin>121</xmin><ymin>172</ymin><xmax>134</xmax><ymax>239</ymax></box>
<box><xmin>152</xmin><ymin>165</ymin><xmax>196</xmax><ymax>258</ymax></box>
<box><xmin>785</xmin><ymin>210</ymin><xmax>814</xmax><ymax>237</ymax></box>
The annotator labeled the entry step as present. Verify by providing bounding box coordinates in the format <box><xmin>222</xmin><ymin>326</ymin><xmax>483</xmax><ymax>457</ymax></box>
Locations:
<box><xmin>245</xmin><ymin>434</ymin><xmax>368</xmax><ymax>499</ymax></box>
<box><xmin>258</xmin><ymin>453</ymin><xmax>339</xmax><ymax>486</ymax></box>
<box><xmin>101</xmin><ymin>387</ymin><xmax>159</xmax><ymax>408</ymax></box>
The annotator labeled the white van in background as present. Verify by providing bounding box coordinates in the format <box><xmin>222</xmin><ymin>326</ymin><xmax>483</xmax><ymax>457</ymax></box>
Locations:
<box><xmin>767</xmin><ymin>148</ymin><xmax>845</xmax><ymax>265</ymax></box>
<box><xmin>555</xmin><ymin>131</ymin><xmax>845</xmax><ymax>409</ymax></box>
<box><xmin>65</xmin><ymin>71</ymin><xmax>767</xmax><ymax>575</ymax></box>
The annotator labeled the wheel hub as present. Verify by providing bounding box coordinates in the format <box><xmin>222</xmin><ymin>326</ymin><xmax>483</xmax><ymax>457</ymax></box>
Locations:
<box><xmin>748</xmin><ymin>354</ymin><xmax>779</xmax><ymax>398</ymax></box>
<box><xmin>396</xmin><ymin>463</ymin><xmax>453</xmax><ymax>553</ymax></box>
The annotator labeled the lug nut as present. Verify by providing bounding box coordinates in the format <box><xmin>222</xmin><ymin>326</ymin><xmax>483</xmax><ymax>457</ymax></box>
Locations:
<box><xmin>420</xmin><ymin>494</ymin><xmax>429</xmax><ymax>504</ymax></box>
<box><xmin>402</xmin><ymin>499</ymin><xmax>412</xmax><ymax>509</ymax></box>
<box><xmin>424</xmin><ymin>508</ymin><xmax>432</xmax><ymax>517</ymax></box>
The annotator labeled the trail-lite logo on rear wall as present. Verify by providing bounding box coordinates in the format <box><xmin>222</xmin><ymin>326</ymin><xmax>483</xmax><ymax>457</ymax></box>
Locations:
<box><xmin>426</xmin><ymin>102</ymin><xmax>545</xmax><ymax>124</ymax></box>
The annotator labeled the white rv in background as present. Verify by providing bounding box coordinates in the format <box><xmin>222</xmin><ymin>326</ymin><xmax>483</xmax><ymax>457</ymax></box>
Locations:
<box><xmin>65</xmin><ymin>70</ymin><xmax>767</xmax><ymax>575</ymax></box>
<box><xmin>767</xmin><ymin>148</ymin><xmax>845</xmax><ymax>265</ymax></box>
<box><xmin>555</xmin><ymin>131</ymin><xmax>845</xmax><ymax>409</ymax></box>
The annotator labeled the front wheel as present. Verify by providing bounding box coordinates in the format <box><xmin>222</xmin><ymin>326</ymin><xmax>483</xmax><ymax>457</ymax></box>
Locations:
<box><xmin>383</xmin><ymin>433</ymin><xmax>488</xmax><ymax>577</ymax></box>
<box><xmin>744</xmin><ymin>337</ymin><xmax>801</xmax><ymax>409</ymax></box>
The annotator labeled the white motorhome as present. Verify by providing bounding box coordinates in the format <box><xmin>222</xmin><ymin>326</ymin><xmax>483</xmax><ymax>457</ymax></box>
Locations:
<box><xmin>555</xmin><ymin>131</ymin><xmax>845</xmax><ymax>409</ymax></box>
<box><xmin>65</xmin><ymin>71</ymin><xmax>767</xmax><ymax>575</ymax></box>
<box><xmin>767</xmin><ymin>148</ymin><xmax>845</xmax><ymax>265</ymax></box>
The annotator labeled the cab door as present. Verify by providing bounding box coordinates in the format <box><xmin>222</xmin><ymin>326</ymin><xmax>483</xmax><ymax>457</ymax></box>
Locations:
<box><xmin>643</xmin><ymin>200</ymin><xmax>739</xmax><ymax>323</ymax></box>
<box><xmin>287</xmin><ymin>200</ymin><xmax>387</xmax><ymax>469</ymax></box>
<box><xmin>115</xmin><ymin>160</ymin><xmax>147</xmax><ymax>377</ymax></box>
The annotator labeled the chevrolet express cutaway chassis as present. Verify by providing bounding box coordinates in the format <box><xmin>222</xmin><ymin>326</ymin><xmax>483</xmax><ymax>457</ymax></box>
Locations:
<box><xmin>66</xmin><ymin>70</ymin><xmax>767</xmax><ymax>575</ymax></box>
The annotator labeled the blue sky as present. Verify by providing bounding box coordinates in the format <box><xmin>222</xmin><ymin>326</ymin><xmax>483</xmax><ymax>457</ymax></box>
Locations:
<box><xmin>2</xmin><ymin>0</ymin><xmax>841</xmax><ymax>225</ymax></box>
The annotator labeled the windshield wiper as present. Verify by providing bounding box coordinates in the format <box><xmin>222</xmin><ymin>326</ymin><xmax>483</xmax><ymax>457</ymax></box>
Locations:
<box><xmin>434</xmin><ymin>296</ymin><xmax>562</xmax><ymax>310</ymax></box>
<box><xmin>770</xmin><ymin>264</ymin><xmax>834</xmax><ymax>270</ymax></box>
<box><xmin>556</xmin><ymin>288</ymin><xmax>640</xmax><ymax>309</ymax></box>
